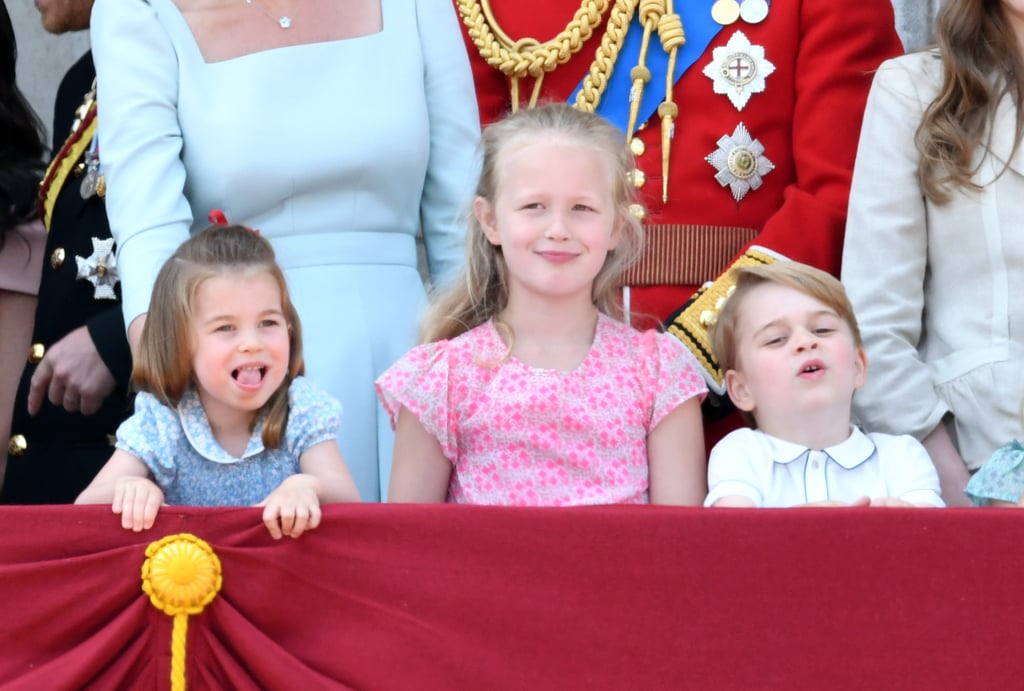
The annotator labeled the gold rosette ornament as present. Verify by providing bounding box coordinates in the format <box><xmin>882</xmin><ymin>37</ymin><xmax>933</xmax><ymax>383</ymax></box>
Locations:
<box><xmin>142</xmin><ymin>534</ymin><xmax>223</xmax><ymax>691</ymax></box>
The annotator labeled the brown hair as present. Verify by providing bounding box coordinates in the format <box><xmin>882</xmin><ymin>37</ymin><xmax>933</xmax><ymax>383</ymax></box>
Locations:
<box><xmin>917</xmin><ymin>0</ymin><xmax>1024</xmax><ymax>202</ymax></box>
<box><xmin>133</xmin><ymin>224</ymin><xmax>304</xmax><ymax>447</ymax></box>
<box><xmin>710</xmin><ymin>262</ymin><xmax>863</xmax><ymax>375</ymax></box>
<box><xmin>420</xmin><ymin>102</ymin><xmax>644</xmax><ymax>343</ymax></box>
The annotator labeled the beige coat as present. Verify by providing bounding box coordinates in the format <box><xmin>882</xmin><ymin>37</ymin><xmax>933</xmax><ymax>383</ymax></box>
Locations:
<box><xmin>842</xmin><ymin>51</ymin><xmax>1024</xmax><ymax>471</ymax></box>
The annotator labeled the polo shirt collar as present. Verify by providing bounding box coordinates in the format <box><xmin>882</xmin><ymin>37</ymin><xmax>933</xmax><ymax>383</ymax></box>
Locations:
<box><xmin>765</xmin><ymin>426</ymin><xmax>876</xmax><ymax>470</ymax></box>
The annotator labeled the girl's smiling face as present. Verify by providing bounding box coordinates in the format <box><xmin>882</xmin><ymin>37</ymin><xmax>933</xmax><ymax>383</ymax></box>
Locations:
<box><xmin>473</xmin><ymin>135</ymin><xmax>622</xmax><ymax>310</ymax></box>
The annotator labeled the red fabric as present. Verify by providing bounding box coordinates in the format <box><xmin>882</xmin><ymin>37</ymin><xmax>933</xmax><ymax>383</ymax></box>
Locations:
<box><xmin>2</xmin><ymin>504</ymin><xmax>1022</xmax><ymax>689</ymax></box>
<box><xmin>457</xmin><ymin>0</ymin><xmax>902</xmax><ymax>294</ymax></box>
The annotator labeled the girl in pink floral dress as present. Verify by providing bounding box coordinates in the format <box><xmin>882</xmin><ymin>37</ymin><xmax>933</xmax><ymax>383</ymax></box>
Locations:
<box><xmin>377</xmin><ymin>104</ymin><xmax>707</xmax><ymax>506</ymax></box>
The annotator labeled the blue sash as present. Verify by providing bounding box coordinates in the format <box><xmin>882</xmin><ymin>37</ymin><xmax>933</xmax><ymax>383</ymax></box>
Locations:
<box><xmin>569</xmin><ymin>1</ymin><xmax>724</xmax><ymax>135</ymax></box>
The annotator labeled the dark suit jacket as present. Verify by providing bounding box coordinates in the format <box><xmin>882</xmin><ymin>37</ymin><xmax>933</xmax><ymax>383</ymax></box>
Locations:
<box><xmin>2</xmin><ymin>51</ymin><xmax>132</xmax><ymax>504</ymax></box>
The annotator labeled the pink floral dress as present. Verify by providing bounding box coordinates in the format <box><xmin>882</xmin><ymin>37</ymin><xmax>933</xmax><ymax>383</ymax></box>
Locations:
<box><xmin>376</xmin><ymin>313</ymin><xmax>707</xmax><ymax>505</ymax></box>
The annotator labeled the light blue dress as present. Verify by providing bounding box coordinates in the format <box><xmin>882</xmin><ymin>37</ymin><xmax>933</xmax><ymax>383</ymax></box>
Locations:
<box><xmin>116</xmin><ymin>377</ymin><xmax>342</xmax><ymax>506</ymax></box>
<box><xmin>965</xmin><ymin>440</ymin><xmax>1024</xmax><ymax>506</ymax></box>
<box><xmin>91</xmin><ymin>0</ymin><xmax>481</xmax><ymax>500</ymax></box>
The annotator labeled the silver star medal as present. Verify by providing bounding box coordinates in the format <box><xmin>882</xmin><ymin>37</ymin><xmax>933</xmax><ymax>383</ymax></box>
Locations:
<box><xmin>706</xmin><ymin>122</ymin><xmax>774</xmax><ymax>203</ymax></box>
<box><xmin>75</xmin><ymin>237</ymin><xmax>119</xmax><ymax>300</ymax></box>
<box><xmin>702</xmin><ymin>30</ymin><xmax>775</xmax><ymax>111</ymax></box>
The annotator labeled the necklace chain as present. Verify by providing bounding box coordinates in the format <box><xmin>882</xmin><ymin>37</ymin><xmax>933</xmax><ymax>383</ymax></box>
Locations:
<box><xmin>245</xmin><ymin>0</ymin><xmax>293</xmax><ymax>29</ymax></box>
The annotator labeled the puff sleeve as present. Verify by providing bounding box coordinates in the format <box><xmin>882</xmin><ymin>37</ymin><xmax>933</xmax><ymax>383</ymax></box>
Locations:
<box><xmin>115</xmin><ymin>391</ymin><xmax>183</xmax><ymax>489</ymax></box>
<box><xmin>283</xmin><ymin>376</ymin><xmax>343</xmax><ymax>457</ymax></box>
<box><xmin>643</xmin><ymin>330</ymin><xmax>707</xmax><ymax>432</ymax></box>
<box><xmin>376</xmin><ymin>342</ymin><xmax>458</xmax><ymax>462</ymax></box>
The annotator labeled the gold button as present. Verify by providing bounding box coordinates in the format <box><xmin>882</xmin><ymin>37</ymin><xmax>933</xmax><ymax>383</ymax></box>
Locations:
<box><xmin>29</xmin><ymin>343</ymin><xmax>45</xmax><ymax>364</ymax></box>
<box><xmin>51</xmin><ymin>247</ymin><xmax>65</xmax><ymax>269</ymax></box>
<box><xmin>8</xmin><ymin>434</ymin><xmax>27</xmax><ymax>457</ymax></box>
<box><xmin>629</xmin><ymin>137</ymin><xmax>646</xmax><ymax>156</ymax></box>
<box><xmin>629</xmin><ymin>203</ymin><xmax>647</xmax><ymax>221</ymax></box>
<box><xmin>628</xmin><ymin>169</ymin><xmax>646</xmax><ymax>188</ymax></box>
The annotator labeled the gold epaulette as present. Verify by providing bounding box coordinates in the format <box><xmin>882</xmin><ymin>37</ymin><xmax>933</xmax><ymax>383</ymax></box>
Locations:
<box><xmin>37</xmin><ymin>101</ymin><xmax>98</xmax><ymax>231</ymax></box>
<box><xmin>665</xmin><ymin>246</ymin><xmax>781</xmax><ymax>393</ymax></box>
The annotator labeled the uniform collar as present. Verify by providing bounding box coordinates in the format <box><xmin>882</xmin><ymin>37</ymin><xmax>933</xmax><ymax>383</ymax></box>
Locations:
<box><xmin>177</xmin><ymin>387</ymin><xmax>266</xmax><ymax>464</ymax></box>
<box><xmin>764</xmin><ymin>426</ymin><xmax>876</xmax><ymax>470</ymax></box>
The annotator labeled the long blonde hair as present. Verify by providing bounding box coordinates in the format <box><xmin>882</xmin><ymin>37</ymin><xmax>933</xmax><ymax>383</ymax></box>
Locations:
<box><xmin>917</xmin><ymin>0</ymin><xmax>1024</xmax><ymax>202</ymax></box>
<box><xmin>133</xmin><ymin>224</ymin><xmax>304</xmax><ymax>448</ymax></box>
<box><xmin>421</xmin><ymin>102</ymin><xmax>644</xmax><ymax>343</ymax></box>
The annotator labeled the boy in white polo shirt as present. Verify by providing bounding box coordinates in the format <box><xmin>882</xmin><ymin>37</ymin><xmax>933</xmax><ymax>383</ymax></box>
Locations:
<box><xmin>704</xmin><ymin>261</ymin><xmax>943</xmax><ymax>508</ymax></box>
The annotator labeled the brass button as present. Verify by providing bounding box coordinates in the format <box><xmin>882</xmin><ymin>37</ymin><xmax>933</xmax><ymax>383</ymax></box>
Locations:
<box><xmin>8</xmin><ymin>434</ymin><xmax>27</xmax><ymax>457</ymax></box>
<box><xmin>629</xmin><ymin>203</ymin><xmax>647</xmax><ymax>221</ymax></box>
<box><xmin>29</xmin><ymin>343</ymin><xmax>45</xmax><ymax>364</ymax></box>
<box><xmin>51</xmin><ymin>247</ymin><xmax>65</xmax><ymax>269</ymax></box>
<box><xmin>628</xmin><ymin>169</ymin><xmax>646</xmax><ymax>188</ymax></box>
<box><xmin>629</xmin><ymin>137</ymin><xmax>646</xmax><ymax>156</ymax></box>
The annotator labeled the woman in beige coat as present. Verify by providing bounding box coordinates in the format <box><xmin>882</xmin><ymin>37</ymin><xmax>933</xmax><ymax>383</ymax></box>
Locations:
<box><xmin>842</xmin><ymin>0</ymin><xmax>1024</xmax><ymax>506</ymax></box>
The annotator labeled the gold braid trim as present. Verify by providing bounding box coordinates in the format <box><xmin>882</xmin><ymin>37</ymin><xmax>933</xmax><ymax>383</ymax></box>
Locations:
<box><xmin>574</xmin><ymin>0</ymin><xmax>638</xmax><ymax>113</ymax></box>
<box><xmin>656</xmin><ymin>5</ymin><xmax>685</xmax><ymax>202</ymax></box>
<box><xmin>457</xmin><ymin>0</ymin><xmax>640</xmax><ymax>112</ymax></box>
<box><xmin>38</xmin><ymin>106</ymin><xmax>97</xmax><ymax>231</ymax></box>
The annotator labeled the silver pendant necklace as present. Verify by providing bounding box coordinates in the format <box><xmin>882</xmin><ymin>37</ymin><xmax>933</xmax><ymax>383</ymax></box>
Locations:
<box><xmin>245</xmin><ymin>0</ymin><xmax>293</xmax><ymax>29</ymax></box>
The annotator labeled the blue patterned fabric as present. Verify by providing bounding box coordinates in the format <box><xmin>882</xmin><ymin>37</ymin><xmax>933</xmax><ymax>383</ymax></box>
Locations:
<box><xmin>965</xmin><ymin>440</ymin><xmax>1024</xmax><ymax>506</ymax></box>
<box><xmin>115</xmin><ymin>377</ymin><xmax>342</xmax><ymax>506</ymax></box>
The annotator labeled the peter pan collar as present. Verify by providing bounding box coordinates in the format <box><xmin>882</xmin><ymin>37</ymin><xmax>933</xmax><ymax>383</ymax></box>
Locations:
<box><xmin>177</xmin><ymin>387</ymin><xmax>266</xmax><ymax>464</ymax></box>
<box><xmin>765</xmin><ymin>426</ymin><xmax>876</xmax><ymax>470</ymax></box>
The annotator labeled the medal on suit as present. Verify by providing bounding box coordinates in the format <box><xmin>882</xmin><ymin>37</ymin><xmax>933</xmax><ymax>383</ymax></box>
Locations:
<box><xmin>706</xmin><ymin>122</ymin><xmax>775</xmax><ymax>203</ymax></box>
<box><xmin>712</xmin><ymin>0</ymin><xmax>770</xmax><ymax>26</ymax></box>
<box><xmin>703</xmin><ymin>30</ymin><xmax>775</xmax><ymax>111</ymax></box>
<box><xmin>80</xmin><ymin>137</ymin><xmax>101</xmax><ymax>200</ymax></box>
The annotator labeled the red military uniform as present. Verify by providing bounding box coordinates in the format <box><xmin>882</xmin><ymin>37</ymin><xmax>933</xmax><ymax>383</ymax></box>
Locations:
<box><xmin>454</xmin><ymin>0</ymin><xmax>902</xmax><ymax>440</ymax></box>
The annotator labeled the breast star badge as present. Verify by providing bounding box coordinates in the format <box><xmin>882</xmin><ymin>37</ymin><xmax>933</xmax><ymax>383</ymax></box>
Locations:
<box><xmin>75</xmin><ymin>237</ymin><xmax>119</xmax><ymax>300</ymax></box>
<box><xmin>706</xmin><ymin>122</ymin><xmax>774</xmax><ymax>203</ymax></box>
<box><xmin>702</xmin><ymin>30</ymin><xmax>775</xmax><ymax>111</ymax></box>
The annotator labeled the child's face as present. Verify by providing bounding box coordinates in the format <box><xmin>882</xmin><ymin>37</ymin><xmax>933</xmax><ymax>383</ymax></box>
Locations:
<box><xmin>189</xmin><ymin>271</ymin><xmax>290</xmax><ymax>427</ymax></box>
<box><xmin>724</xmin><ymin>282</ymin><xmax>866</xmax><ymax>433</ymax></box>
<box><xmin>474</xmin><ymin>136</ymin><xmax>621</xmax><ymax>308</ymax></box>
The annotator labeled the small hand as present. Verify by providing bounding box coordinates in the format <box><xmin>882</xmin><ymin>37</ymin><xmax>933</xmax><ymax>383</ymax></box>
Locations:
<box><xmin>112</xmin><ymin>477</ymin><xmax>164</xmax><ymax>531</ymax></box>
<box><xmin>27</xmin><ymin>326</ymin><xmax>116</xmax><ymax>416</ymax></box>
<box><xmin>256</xmin><ymin>474</ymin><xmax>323</xmax><ymax>539</ymax></box>
<box><xmin>799</xmin><ymin>496</ymin><xmax>871</xmax><ymax>507</ymax></box>
<box><xmin>867</xmin><ymin>497</ymin><xmax>915</xmax><ymax>508</ymax></box>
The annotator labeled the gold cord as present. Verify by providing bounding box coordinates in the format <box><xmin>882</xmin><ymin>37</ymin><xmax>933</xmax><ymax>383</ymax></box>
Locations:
<box><xmin>656</xmin><ymin>4</ymin><xmax>684</xmax><ymax>202</ymax></box>
<box><xmin>459</xmin><ymin>0</ymin><xmax>686</xmax><ymax>202</ymax></box>
<box><xmin>457</xmin><ymin>0</ymin><xmax>615</xmax><ymax>110</ymax></box>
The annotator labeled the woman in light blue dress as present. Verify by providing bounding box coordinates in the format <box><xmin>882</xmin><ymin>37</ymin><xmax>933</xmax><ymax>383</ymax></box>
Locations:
<box><xmin>90</xmin><ymin>0</ymin><xmax>481</xmax><ymax>500</ymax></box>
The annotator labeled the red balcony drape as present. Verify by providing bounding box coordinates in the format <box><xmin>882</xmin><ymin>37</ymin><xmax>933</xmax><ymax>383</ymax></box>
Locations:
<box><xmin>1</xmin><ymin>504</ymin><xmax>1021</xmax><ymax>689</ymax></box>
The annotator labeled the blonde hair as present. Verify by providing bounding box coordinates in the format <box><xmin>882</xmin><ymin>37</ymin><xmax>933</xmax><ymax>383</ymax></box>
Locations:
<box><xmin>133</xmin><ymin>224</ymin><xmax>304</xmax><ymax>448</ymax></box>
<box><xmin>420</xmin><ymin>102</ymin><xmax>644</xmax><ymax>343</ymax></box>
<box><xmin>710</xmin><ymin>262</ymin><xmax>863</xmax><ymax>375</ymax></box>
<box><xmin>917</xmin><ymin>0</ymin><xmax>1024</xmax><ymax>202</ymax></box>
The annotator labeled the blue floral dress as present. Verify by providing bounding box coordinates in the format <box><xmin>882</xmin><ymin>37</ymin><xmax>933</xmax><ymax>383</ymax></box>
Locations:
<box><xmin>965</xmin><ymin>440</ymin><xmax>1024</xmax><ymax>506</ymax></box>
<box><xmin>115</xmin><ymin>377</ymin><xmax>342</xmax><ymax>506</ymax></box>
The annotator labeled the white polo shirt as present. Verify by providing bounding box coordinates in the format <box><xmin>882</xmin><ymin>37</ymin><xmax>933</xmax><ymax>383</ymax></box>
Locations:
<box><xmin>705</xmin><ymin>426</ymin><xmax>945</xmax><ymax>507</ymax></box>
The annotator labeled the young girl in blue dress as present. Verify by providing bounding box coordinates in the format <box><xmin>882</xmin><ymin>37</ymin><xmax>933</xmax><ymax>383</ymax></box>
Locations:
<box><xmin>377</xmin><ymin>103</ymin><xmax>708</xmax><ymax>506</ymax></box>
<box><xmin>76</xmin><ymin>224</ymin><xmax>359</xmax><ymax>537</ymax></box>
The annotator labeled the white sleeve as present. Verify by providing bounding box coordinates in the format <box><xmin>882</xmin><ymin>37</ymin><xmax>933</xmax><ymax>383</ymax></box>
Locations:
<box><xmin>91</xmin><ymin>0</ymin><xmax>193</xmax><ymax>327</ymax></box>
<box><xmin>877</xmin><ymin>433</ymin><xmax>945</xmax><ymax>507</ymax></box>
<box><xmin>415</xmin><ymin>0</ymin><xmax>481</xmax><ymax>289</ymax></box>
<box><xmin>705</xmin><ymin>430</ymin><xmax>766</xmax><ymax>507</ymax></box>
<box><xmin>841</xmin><ymin>55</ymin><xmax>949</xmax><ymax>441</ymax></box>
